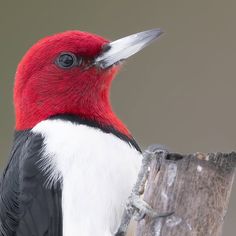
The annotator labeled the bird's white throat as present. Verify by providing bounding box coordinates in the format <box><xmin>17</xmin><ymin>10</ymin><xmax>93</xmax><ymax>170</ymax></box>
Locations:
<box><xmin>33</xmin><ymin>119</ymin><xmax>141</xmax><ymax>236</ymax></box>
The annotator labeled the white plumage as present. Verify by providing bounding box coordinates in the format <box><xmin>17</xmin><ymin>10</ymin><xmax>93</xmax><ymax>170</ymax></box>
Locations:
<box><xmin>33</xmin><ymin>119</ymin><xmax>141</xmax><ymax>236</ymax></box>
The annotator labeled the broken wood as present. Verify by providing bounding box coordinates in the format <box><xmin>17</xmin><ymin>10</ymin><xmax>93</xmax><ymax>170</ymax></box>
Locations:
<box><xmin>135</xmin><ymin>151</ymin><xmax>236</xmax><ymax>236</ymax></box>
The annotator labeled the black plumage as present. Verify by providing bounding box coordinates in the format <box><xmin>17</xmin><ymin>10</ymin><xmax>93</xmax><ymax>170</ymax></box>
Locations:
<box><xmin>0</xmin><ymin>131</ymin><xmax>62</xmax><ymax>236</ymax></box>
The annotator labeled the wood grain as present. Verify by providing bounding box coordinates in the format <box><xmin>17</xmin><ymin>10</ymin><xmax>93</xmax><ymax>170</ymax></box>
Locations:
<box><xmin>135</xmin><ymin>152</ymin><xmax>236</xmax><ymax>236</ymax></box>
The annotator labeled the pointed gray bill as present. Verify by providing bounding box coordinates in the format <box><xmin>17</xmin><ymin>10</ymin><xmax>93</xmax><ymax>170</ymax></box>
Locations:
<box><xmin>95</xmin><ymin>28</ymin><xmax>163</xmax><ymax>69</ymax></box>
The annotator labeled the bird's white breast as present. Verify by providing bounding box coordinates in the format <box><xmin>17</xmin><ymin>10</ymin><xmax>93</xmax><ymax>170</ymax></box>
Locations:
<box><xmin>33</xmin><ymin>119</ymin><xmax>142</xmax><ymax>236</ymax></box>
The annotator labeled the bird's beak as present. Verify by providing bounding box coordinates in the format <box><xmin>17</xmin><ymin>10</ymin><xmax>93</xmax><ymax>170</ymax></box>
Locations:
<box><xmin>94</xmin><ymin>28</ymin><xmax>163</xmax><ymax>69</ymax></box>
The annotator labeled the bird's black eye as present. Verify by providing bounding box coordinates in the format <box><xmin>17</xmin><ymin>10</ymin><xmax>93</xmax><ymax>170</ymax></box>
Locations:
<box><xmin>56</xmin><ymin>52</ymin><xmax>77</xmax><ymax>68</ymax></box>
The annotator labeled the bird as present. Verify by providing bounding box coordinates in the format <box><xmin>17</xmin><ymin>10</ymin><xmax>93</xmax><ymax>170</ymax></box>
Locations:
<box><xmin>0</xmin><ymin>29</ymin><xmax>162</xmax><ymax>236</ymax></box>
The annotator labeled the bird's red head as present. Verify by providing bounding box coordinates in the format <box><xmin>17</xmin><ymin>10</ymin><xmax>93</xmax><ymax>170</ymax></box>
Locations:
<box><xmin>14</xmin><ymin>31</ymin><xmax>128</xmax><ymax>134</ymax></box>
<box><xmin>14</xmin><ymin>29</ymin><xmax>163</xmax><ymax>136</ymax></box>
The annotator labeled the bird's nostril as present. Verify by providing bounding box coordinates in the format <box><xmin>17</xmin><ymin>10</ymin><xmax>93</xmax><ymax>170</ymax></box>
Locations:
<box><xmin>101</xmin><ymin>43</ymin><xmax>111</xmax><ymax>53</ymax></box>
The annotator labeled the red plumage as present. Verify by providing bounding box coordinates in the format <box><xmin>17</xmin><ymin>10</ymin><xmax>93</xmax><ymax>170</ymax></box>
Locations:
<box><xmin>14</xmin><ymin>30</ymin><xmax>130</xmax><ymax>136</ymax></box>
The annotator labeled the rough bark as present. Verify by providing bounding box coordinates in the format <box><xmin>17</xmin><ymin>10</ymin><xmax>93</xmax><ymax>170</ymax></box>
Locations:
<box><xmin>135</xmin><ymin>152</ymin><xmax>236</xmax><ymax>236</ymax></box>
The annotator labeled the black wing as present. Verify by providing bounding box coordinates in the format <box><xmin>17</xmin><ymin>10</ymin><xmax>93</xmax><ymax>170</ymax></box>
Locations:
<box><xmin>0</xmin><ymin>130</ymin><xmax>62</xmax><ymax>236</ymax></box>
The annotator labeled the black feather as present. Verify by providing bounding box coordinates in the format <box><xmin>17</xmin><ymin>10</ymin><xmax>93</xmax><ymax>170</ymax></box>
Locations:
<box><xmin>0</xmin><ymin>131</ymin><xmax>62</xmax><ymax>236</ymax></box>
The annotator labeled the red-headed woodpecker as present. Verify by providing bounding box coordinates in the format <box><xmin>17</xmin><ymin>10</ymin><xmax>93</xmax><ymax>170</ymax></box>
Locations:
<box><xmin>0</xmin><ymin>29</ymin><xmax>162</xmax><ymax>236</ymax></box>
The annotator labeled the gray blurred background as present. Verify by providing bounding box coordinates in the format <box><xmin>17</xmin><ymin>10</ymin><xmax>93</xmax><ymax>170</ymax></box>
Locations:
<box><xmin>1</xmin><ymin>0</ymin><xmax>236</xmax><ymax>234</ymax></box>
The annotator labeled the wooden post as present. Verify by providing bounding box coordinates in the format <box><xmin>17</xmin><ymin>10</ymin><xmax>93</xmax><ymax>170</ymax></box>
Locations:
<box><xmin>135</xmin><ymin>152</ymin><xmax>236</xmax><ymax>236</ymax></box>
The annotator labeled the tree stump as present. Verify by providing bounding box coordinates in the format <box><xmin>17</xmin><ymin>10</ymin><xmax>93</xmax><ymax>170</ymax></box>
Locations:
<box><xmin>135</xmin><ymin>152</ymin><xmax>236</xmax><ymax>236</ymax></box>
